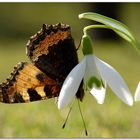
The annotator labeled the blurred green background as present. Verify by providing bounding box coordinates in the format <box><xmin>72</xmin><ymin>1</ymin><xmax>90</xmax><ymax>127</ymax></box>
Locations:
<box><xmin>0</xmin><ymin>3</ymin><xmax>140</xmax><ymax>138</ymax></box>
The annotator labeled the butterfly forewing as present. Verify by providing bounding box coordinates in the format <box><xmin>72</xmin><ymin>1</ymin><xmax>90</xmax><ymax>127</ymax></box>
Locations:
<box><xmin>26</xmin><ymin>23</ymin><xmax>79</xmax><ymax>84</ymax></box>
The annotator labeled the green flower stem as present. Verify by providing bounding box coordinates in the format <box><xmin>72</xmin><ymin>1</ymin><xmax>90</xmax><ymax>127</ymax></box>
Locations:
<box><xmin>83</xmin><ymin>24</ymin><xmax>140</xmax><ymax>55</ymax></box>
<box><xmin>79</xmin><ymin>12</ymin><xmax>140</xmax><ymax>54</ymax></box>
<box><xmin>82</xmin><ymin>25</ymin><xmax>109</xmax><ymax>55</ymax></box>
<box><xmin>83</xmin><ymin>24</ymin><xmax>108</xmax><ymax>35</ymax></box>
<box><xmin>83</xmin><ymin>24</ymin><xmax>131</xmax><ymax>43</ymax></box>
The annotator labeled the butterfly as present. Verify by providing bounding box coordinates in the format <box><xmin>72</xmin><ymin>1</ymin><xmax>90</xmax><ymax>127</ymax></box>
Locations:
<box><xmin>0</xmin><ymin>23</ymin><xmax>84</xmax><ymax>103</ymax></box>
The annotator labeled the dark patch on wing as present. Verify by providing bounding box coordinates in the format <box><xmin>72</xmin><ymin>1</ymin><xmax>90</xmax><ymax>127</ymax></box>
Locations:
<box><xmin>27</xmin><ymin>88</ymin><xmax>42</xmax><ymax>101</ymax></box>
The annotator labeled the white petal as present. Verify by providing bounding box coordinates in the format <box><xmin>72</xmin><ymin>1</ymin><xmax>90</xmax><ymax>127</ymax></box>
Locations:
<box><xmin>84</xmin><ymin>55</ymin><xmax>101</xmax><ymax>82</ymax></box>
<box><xmin>84</xmin><ymin>55</ymin><xmax>106</xmax><ymax>104</ymax></box>
<box><xmin>90</xmin><ymin>81</ymin><xmax>106</xmax><ymax>104</ymax></box>
<box><xmin>94</xmin><ymin>56</ymin><xmax>133</xmax><ymax>106</ymax></box>
<box><xmin>58</xmin><ymin>57</ymin><xmax>86</xmax><ymax>109</ymax></box>
<box><xmin>134</xmin><ymin>81</ymin><xmax>140</xmax><ymax>101</ymax></box>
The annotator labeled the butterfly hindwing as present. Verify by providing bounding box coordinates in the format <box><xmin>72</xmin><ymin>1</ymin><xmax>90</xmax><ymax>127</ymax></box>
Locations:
<box><xmin>0</xmin><ymin>62</ymin><xmax>60</xmax><ymax>103</ymax></box>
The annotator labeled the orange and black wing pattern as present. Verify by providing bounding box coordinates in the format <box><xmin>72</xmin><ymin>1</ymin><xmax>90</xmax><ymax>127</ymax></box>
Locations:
<box><xmin>0</xmin><ymin>62</ymin><xmax>60</xmax><ymax>103</ymax></box>
<box><xmin>0</xmin><ymin>23</ymin><xmax>84</xmax><ymax>104</ymax></box>
<box><xmin>26</xmin><ymin>23</ymin><xmax>79</xmax><ymax>83</ymax></box>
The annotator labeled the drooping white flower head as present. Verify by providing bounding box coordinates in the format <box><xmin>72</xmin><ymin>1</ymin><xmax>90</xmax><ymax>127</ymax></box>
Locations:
<box><xmin>58</xmin><ymin>34</ymin><xmax>133</xmax><ymax>109</ymax></box>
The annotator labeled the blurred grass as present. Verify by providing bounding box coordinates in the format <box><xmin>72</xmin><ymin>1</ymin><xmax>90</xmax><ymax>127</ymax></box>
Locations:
<box><xmin>0</xmin><ymin>3</ymin><xmax>140</xmax><ymax>138</ymax></box>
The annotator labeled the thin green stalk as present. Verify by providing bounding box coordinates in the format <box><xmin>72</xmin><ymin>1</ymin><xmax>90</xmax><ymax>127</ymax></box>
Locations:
<box><xmin>83</xmin><ymin>24</ymin><xmax>108</xmax><ymax>35</ymax></box>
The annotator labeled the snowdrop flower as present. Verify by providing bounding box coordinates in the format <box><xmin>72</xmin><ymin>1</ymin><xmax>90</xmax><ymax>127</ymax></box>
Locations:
<box><xmin>134</xmin><ymin>81</ymin><xmax>140</xmax><ymax>101</ymax></box>
<box><xmin>58</xmin><ymin>34</ymin><xmax>133</xmax><ymax>109</ymax></box>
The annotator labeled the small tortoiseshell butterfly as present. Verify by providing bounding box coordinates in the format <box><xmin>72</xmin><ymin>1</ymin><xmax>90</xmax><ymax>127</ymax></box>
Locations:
<box><xmin>0</xmin><ymin>23</ymin><xmax>84</xmax><ymax>103</ymax></box>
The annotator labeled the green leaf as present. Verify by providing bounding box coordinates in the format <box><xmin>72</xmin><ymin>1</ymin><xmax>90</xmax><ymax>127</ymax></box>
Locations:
<box><xmin>79</xmin><ymin>12</ymin><xmax>140</xmax><ymax>54</ymax></box>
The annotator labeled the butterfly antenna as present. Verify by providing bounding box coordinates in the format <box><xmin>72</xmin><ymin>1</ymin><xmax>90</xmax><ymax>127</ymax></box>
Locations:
<box><xmin>62</xmin><ymin>106</ymin><xmax>72</xmax><ymax>129</ymax></box>
<box><xmin>62</xmin><ymin>99</ymin><xmax>75</xmax><ymax>129</ymax></box>
<box><xmin>76</xmin><ymin>37</ymin><xmax>82</xmax><ymax>51</ymax></box>
<box><xmin>77</xmin><ymin>99</ymin><xmax>88</xmax><ymax>136</ymax></box>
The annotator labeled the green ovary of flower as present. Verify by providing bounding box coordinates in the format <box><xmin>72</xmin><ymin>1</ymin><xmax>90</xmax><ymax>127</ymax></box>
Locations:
<box><xmin>82</xmin><ymin>34</ymin><xmax>93</xmax><ymax>55</ymax></box>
